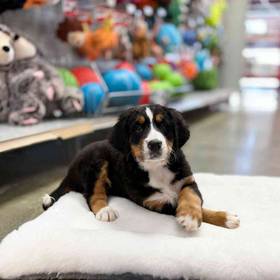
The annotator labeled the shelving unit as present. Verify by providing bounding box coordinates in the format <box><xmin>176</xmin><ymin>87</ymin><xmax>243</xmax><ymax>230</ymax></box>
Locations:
<box><xmin>0</xmin><ymin>116</ymin><xmax>117</xmax><ymax>153</ymax></box>
<box><xmin>0</xmin><ymin>89</ymin><xmax>232</xmax><ymax>153</ymax></box>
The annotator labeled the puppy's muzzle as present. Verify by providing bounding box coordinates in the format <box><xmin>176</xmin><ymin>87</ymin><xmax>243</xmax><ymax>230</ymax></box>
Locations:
<box><xmin>147</xmin><ymin>139</ymin><xmax>162</xmax><ymax>158</ymax></box>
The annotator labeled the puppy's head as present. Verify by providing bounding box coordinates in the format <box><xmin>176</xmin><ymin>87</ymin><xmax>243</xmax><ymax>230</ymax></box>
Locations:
<box><xmin>110</xmin><ymin>105</ymin><xmax>189</xmax><ymax>167</ymax></box>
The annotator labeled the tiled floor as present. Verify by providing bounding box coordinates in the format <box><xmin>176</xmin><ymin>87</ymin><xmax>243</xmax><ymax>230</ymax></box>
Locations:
<box><xmin>186</xmin><ymin>109</ymin><xmax>280</xmax><ymax>176</ymax></box>
<box><xmin>0</xmin><ymin>92</ymin><xmax>280</xmax><ymax>239</ymax></box>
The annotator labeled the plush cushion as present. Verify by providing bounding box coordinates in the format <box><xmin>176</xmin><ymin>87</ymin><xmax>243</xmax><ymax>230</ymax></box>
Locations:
<box><xmin>1</xmin><ymin>173</ymin><xmax>280</xmax><ymax>280</ymax></box>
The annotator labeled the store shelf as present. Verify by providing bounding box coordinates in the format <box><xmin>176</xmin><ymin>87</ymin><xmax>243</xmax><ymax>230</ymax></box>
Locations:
<box><xmin>168</xmin><ymin>88</ymin><xmax>232</xmax><ymax>112</ymax></box>
<box><xmin>0</xmin><ymin>117</ymin><xmax>117</xmax><ymax>153</ymax></box>
<box><xmin>0</xmin><ymin>89</ymin><xmax>231</xmax><ymax>153</ymax></box>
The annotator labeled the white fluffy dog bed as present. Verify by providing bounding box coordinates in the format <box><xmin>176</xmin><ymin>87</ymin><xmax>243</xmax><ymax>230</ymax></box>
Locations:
<box><xmin>1</xmin><ymin>173</ymin><xmax>280</xmax><ymax>280</ymax></box>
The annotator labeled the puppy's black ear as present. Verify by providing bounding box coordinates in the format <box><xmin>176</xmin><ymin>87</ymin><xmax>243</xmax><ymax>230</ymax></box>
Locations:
<box><xmin>109</xmin><ymin>111</ymin><xmax>129</xmax><ymax>153</ymax></box>
<box><xmin>169</xmin><ymin>108</ymin><xmax>190</xmax><ymax>149</ymax></box>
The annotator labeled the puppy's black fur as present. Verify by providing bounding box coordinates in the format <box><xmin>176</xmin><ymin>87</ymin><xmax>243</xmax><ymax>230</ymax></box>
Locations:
<box><xmin>43</xmin><ymin>105</ymin><xmax>202</xmax><ymax>216</ymax></box>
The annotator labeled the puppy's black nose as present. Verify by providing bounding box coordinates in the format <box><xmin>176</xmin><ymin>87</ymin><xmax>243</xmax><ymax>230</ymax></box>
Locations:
<box><xmin>148</xmin><ymin>140</ymin><xmax>162</xmax><ymax>152</ymax></box>
<box><xmin>2</xmin><ymin>46</ymin><xmax>10</xmax><ymax>52</ymax></box>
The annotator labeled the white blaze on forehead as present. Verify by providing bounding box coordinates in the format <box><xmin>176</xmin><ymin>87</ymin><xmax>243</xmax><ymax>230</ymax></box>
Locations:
<box><xmin>145</xmin><ymin>108</ymin><xmax>166</xmax><ymax>143</ymax></box>
<box><xmin>140</xmin><ymin>107</ymin><xmax>169</xmax><ymax>166</ymax></box>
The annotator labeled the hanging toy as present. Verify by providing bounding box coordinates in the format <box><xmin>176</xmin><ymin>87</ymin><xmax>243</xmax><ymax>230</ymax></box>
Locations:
<box><xmin>156</xmin><ymin>23</ymin><xmax>182</xmax><ymax>52</ymax></box>
<box><xmin>206</xmin><ymin>0</ymin><xmax>226</xmax><ymax>27</ymax></box>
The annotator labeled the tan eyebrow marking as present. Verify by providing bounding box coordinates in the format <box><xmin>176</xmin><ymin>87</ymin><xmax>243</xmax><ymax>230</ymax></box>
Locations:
<box><xmin>136</xmin><ymin>115</ymin><xmax>145</xmax><ymax>124</ymax></box>
<box><xmin>155</xmin><ymin>113</ymin><xmax>164</xmax><ymax>123</ymax></box>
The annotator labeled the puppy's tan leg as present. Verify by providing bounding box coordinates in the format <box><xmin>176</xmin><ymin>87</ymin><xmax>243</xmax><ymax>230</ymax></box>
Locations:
<box><xmin>176</xmin><ymin>186</ymin><xmax>203</xmax><ymax>232</ymax></box>
<box><xmin>143</xmin><ymin>199</ymin><xmax>168</xmax><ymax>212</ymax></box>
<box><xmin>202</xmin><ymin>208</ymin><xmax>240</xmax><ymax>229</ymax></box>
<box><xmin>89</xmin><ymin>161</ymin><xmax>118</xmax><ymax>222</ymax></box>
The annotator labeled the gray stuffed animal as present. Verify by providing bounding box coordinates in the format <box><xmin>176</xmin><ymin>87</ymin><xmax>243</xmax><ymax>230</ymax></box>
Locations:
<box><xmin>6</xmin><ymin>27</ymin><xmax>83</xmax><ymax>125</ymax></box>
<box><xmin>0</xmin><ymin>24</ymin><xmax>14</xmax><ymax>122</ymax></box>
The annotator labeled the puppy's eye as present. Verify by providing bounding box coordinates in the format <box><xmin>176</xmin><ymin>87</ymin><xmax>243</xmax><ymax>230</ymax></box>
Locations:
<box><xmin>155</xmin><ymin>119</ymin><xmax>165</xmax><ymax>127</ymax></box>
<box><xmin>14</xmin><ymin>34</ymin><xmax>20</xmax><ymax>41</ymax></box>
<box><xmin>135</xmin><ymin>126</ymin><xmax>143</xmax><ymax>133</ymax></box>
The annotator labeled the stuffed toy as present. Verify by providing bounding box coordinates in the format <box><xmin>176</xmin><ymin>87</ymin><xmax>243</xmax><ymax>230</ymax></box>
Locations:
<box><xmin>114</xmin><ymin>27</ymin><xmax>132</xmax><ymax>61</ymax></box>
<box><xmin>0</xmin><ymin>0</ymin><xmax>60</xmax><ymax>14</ymax></box>
<box><xmin>0</xmin><ymin>25</ymin><xmax>83</xmax><ymax>125</ymax></box>
<box><xmin>131</xmin><ymin>19</ymin><xmax>151</xmax><ymax>60</ymax></box>
<box><xmin>0</xmin><ymin>25</ymin><xmax>14</xmax><ymax>122</ymax></box>
<box><xmin>8</xmin><ymin>32</ymin><xmax>83</xmax><ymax>125</ymax></box>
<box><xmin>56</xmin><ymin>17</ymin><xmax>83</xmax><ymax>43</ymax></box>
<box><xmin>67</xmin><ymin>16</ymin><xmax>119</xmax><ymax>60</ymax></box>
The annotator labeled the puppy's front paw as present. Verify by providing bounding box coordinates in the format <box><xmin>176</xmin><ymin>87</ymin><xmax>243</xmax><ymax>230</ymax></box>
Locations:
<box><xmin>225</xmin><ymin>213</ymin><xmax>240</xmax><ymax>229</ymax></box>
<box><xmin>95</xmin><ymin>206</ymin><xmax>119</xmax><ymax>222</ymax></box>
<box><xmin>176</xmin><ymin>206</ymin><xmax>202</xmax><ymax>232</ymax></box>
<box><xmin>177</xmin><ymin>215</ymin><xmax>200</xmax><ymax>232</ymax></box>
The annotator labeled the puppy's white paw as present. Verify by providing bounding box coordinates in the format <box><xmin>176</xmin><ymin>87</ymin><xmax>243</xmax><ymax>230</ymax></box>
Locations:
<box><xmin>177</xmin><ymin>215</ymin><xmax>200</xmax><ymax>232</ymax></box>
<box><xmin>42</xmin><ymin>194</ymin><xmax>55</xmax><ymax>209</ymax></box>
<box><xmin>95</xmin><ymin>206</ymin><xmax>119</xmax><ymax>222</ymax></box>
<box><xmin>225</xmin><ymin>213</ymin><xmax>240</xmax><ymax>229</ymax></box>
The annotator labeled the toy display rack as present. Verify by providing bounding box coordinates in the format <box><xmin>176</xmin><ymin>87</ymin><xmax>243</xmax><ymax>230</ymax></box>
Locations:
<box><xmin>0</xmin><ymin>88</ymin><xmax>232</xmax><ymax>153</ymax></box>
<box><xmin>89</xmin><ymin>61</ymin><xmax>194</xmax><ymax>116</ymax></box>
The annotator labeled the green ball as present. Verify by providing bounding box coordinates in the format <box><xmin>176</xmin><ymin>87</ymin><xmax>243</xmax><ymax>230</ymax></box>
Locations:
<box><xmin>192</xmin><ymin>69</ymin><xmax>218</xmax><ymax>90</ymax></box>
<box><xmin>149</xmin><ymin>80</ymin><xmax>173</xmax><ymax>92</ymax></box>
<box><xmin>167</xmin><ymin>73</ymin><xmax>185</xmax><ymax>87</ymax></box>
<box><xmin>153</xmin><ymin>64</ymin><xmax>172</xmax><ymax>80</ymax></box>
<box><xmin>58</xmin><ymin>68</ymin><xmax>79</xmax><ymax>88</ymax></box>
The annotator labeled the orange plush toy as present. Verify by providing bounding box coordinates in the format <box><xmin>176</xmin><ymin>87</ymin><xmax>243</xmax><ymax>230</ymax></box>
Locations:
<box><xmin>68</xmin><ymin>16</ymin><xmax>119</xmax><ymax>60</ymax></box>
<box><xmin>23</xmin><ymin>0</ymin><xmax>59</xmax><ymax>9</ymax></box>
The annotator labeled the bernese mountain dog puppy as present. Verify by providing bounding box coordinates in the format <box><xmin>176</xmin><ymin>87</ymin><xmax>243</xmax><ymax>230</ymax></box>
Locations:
<box><xmin>43</xmin><ymin>105</ymin><xmax>240</xmax><ymax>232</ymax></box>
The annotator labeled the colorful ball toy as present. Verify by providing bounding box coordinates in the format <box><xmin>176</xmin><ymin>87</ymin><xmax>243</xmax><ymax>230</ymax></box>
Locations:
<box><xmin>71</xmin><ymin>66</ymin><xmax>101</xmax><ymax>86</ymax></box>
<box><xmin>115</xmin><ymin>61</ymin><xmax>135</xmax><ymax>72</ymax></box>
<box><xmin>182</xmin><ymin>30</ymin><xmax>197</xmax><ymax>46</ymax></box>
<box><xmin>195</xmin><ymin>50</ymin><xmax>211</xmax><ymax>72</ymax></box>
<box><xmin>136</xmin><ymin>63</ymin><xmax>153</xmax><ymax>80</ymax></box>
<box><xmin>180</xmin><ymin>61</ymin><xmax>198</xmax><ymax>80</ymax></box>
<box><xmin>149</xmin><ymin>80</ymin><xmax>173</xmax><ymax>92</ymax></box>
<box><xmin>103</xmin><ymin>69</ymin><xmax>141</xmax><ymax>106</ymax></box>
<box><xmin>167</xmin><ymin>73</ymin><xmax>185</xmax><ymax>87</ymax></box>
<box><xmin>153</xmin><ymin>63</ymin><xmax>172</xmax><ymax>80</ymax></box>
<box><xmin>192</xmin><ymin>68</ymin><xmax>218</xmax><ymax>90</ymax></box>
<box><xmin>139</xmin><ymin>81</ymin><xmax>152</xmax><ymax>105</ymax></box>
<box><xmin>57</xmin><ymin>68</ymin><xmax>78</xmax><ymax>88</ymax></box>
<box><xmin>81</xmin><ymin>83</ymin><xmax>105</xmax><ymax>114</ymax></box>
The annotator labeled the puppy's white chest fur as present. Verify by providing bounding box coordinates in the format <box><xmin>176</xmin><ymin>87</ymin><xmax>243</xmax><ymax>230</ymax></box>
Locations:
<box><xmin>143</xmin><ymin>164</ymin><xmax>183</xmax><ymax>206</ymax></box>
